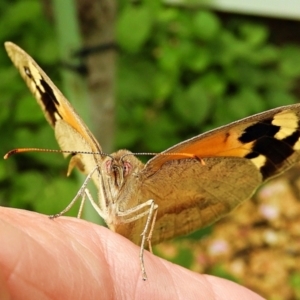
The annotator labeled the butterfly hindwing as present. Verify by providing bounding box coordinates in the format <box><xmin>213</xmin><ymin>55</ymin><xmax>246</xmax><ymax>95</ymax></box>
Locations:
<box><xmin>135</xmin><ymin>157</ymin><xmax>261</xmax><ymax>244</ymax></box>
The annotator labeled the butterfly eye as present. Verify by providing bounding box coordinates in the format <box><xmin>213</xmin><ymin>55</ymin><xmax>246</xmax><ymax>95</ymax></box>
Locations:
<box><xmin>105</xmin><ymin>160</ymin><xmax>113</xmax><ymax>173</ymax></box>
<box><xmin>123</xmin><ymin>161</ymin><xmax>132</xmax><ymax>176</ymax></box>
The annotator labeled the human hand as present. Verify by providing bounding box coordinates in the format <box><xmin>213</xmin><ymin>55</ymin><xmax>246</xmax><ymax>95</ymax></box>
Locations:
<box><xmin>0</xmin><ymin>207</ymin><xmax>264</xmax><ymax>299</ymax></box>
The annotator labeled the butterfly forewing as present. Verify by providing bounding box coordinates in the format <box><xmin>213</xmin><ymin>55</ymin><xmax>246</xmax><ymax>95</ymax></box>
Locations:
<box><xmin>5</xmin><ymin>42</ymin><xmax>103</xmax><ymax>185</ymax></box>
<box><xmin>145</xmin><ymin>107</ymin><xmax>300</xmax><ymax>180</ymax></box>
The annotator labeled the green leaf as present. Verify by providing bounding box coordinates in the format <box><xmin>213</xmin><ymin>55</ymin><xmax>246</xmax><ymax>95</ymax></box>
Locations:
<box><xmin>117</xmin><ymin>5</ymin><xmax>153</xmax><ymax>53</ymax></box>
<box><xmin>117</xmin><ymin>57</ymin><xmax>155</xmax><ymax>103</ymax></box>
<box><xmin>10</xmin><ymin>171</ymin><xmax>47</xmax><ymax>208</ymax></box>
<box><xmin>173</xmin><ymin>80</ymin><xmax>211</xmax><ymax>126</ymax></box>
<box><xmin>173</xmin><ymin>246</ymin><xmax>194</xmax><ymax>269</ymax></box>
<box><xmin>115</xmin><ymin>124</ymin><xmax>140</xmax><ymax>149</ymax></box>
<box><xmin>201</xmin><ymin>72</ymin><xmax>226</xmax><ymax>98</ymax></box>
<box><xmin>143</xmin><ymin>112</ymin><xmax>179</xmax><ymax>152</ymax></box>
<box><xmin>15</xmin><ymin>95</ymin><xmax>45</xmax><ymax>123</ymax></box>
<box><xmin>0</xmin><ymin>160</ymin><xmax>7</xmax><ymax>181</ymax></box>
<box><xmin>279</xmin><ymin>45</ymin><xmax>300</xmax><ymax>78</ymax></box>
<box><xmin>153</xmin><ymin>71</ymin><xmax>176</xmax><ymax>99</ymax></box>
<box><xmin>290</xmin><ymin>272</ymin><xmax>300</xmax><ymax>297</ymax></box>
<box><xmin>239</xmin><ymin>23</ymin><xmax>269</xmax><ymax>47</ymax></box>
<box><xmin>34</xmin><ymin>177</ymin><xmax>79</xmax><ymax>216</ymax></box>
<box><xmin>157</xmin><ymin>42</ymin><xmax>181</xmax><ymax>73</ymax></box>
<box><xmin>193</xmin><ymin>11</ymin><xmax>220</xmax><ymax>41</ymax></box>
<box><xmin>266</xmin><ymin>90</ymin><xmax>297</xmax><ymax>108</ymax></box>
<box><xmin>226</xmin><ymin>88</ymin><xmax>265</xmax><ymax>120</ymax></box>
<box><xmin>249</xmin><ymin>45</ymin><xmax>279</xmax><ymax>65</ymax></box>
<box><xmin>183</xmin><ymin>46</ymin><xmax>211</xmax><ymax>72</ymax></box>
<box><xmin>0</xmin><ymin>1</ymin><xmax>42</xmax><ymax>40</ymax></box>
<box><xmin>210</xmin><ymin>264</ymin><xmax>240</xmax><ymax>283</ymax></box>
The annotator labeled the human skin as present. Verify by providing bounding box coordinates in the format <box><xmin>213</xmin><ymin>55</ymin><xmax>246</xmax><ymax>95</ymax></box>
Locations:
<box><xmin>0</xmin><ymin>207</ymin><xmax>265</xmax><ymax>300</ymax></box>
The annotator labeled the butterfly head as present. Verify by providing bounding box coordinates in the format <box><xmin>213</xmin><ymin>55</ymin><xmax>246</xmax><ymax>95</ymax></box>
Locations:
<box><xmin>103</xmin><ymin>150</ymin><xmax>144</xmax><ymax>189</ymax></box>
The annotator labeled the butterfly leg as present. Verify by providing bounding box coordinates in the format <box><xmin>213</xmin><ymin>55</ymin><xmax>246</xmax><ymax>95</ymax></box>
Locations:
<box><xmin>49</xmin><ymin>166</ymin><xmax>107</xmax><ymax>220</ymax></box>
<box><xmin>117</xmin><ymin>200</ymin><xmax>158</xmax><ymax>280</ymax></box>
<box><xmin>49</xmin><ymin>187</ymin><xmax>86</xmax><ymax>219</ymax></box>
<box><xmin>139</xmin><ymin>202</ymin><xmax>158</xmax><ymax>280</ymax></box>
<box><xmin>83</xmin><ymin>188</ymin><xmax>108</xmax><ymax>220</ymax></box>
<box><xmin>77</xmin><ymin>191</ymin><xmax>86</xmax><ymax>218</ymax></box>
<box><xmin>146</xmin><ymin>208</ymin><xmax>158</xmax><ymax>254</ymax></box>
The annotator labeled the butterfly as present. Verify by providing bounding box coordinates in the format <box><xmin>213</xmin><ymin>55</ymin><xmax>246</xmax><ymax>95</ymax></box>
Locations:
<box><xmin>5</xmin><ymin>41</ymin><xmax>300</xmax><ymax>279</ymax></box>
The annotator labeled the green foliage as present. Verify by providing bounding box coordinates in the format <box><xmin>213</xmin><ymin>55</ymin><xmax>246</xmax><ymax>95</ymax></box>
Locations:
<box><xmin>154</xmin><ymin>241</ymin><xmax>194</xmax><ymax>269</ymax></box>
<box><xmin>115</xmin><ymin>2</ymin><xmax>300</xmax><ymax>153</ymax></box>
<box><xmin>290</xmin><ymin>272</ymin><xmax>300</xmax><ymax>298</ymax></box>
<box><xmin>210</xmin><ymin>264</ymin><xmax>240</xmax><ymax>283</ymax></box>
<box><xmin>193</xmin><ymin>11</ymin><xmax>221</xmax><ymax>41</ymax></box>
<box><xmin>0</xmin><ymin>0</ymin><xmax>77</xmax><ymax>215</ymax></box>
<box><xmin>169</xmin><ymin>244</ymin><xmax>194</xmax><ymax>269</ymax></box>
<box><xmin>117</xmin><ymin>4</ymin><xmax>154</xmax><ymax>52</ymax></box>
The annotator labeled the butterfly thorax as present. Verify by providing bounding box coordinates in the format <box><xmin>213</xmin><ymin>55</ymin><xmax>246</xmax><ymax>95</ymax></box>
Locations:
<box><xmin>99</xmin><ymin>150</ymin><xmax>147</xmax><ymax>233</ymax></box>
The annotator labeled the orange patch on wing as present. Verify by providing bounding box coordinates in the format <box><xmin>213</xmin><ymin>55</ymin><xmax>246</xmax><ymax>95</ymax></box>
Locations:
<box><xmin>57</xmin><ymin>102</ymin><xmax>90</xmax><ymax>139</ymax></box>
<box><xmin>149</xmin><ymin>130</ymin><xmax>254</xmax><ymax>170</ymax></box>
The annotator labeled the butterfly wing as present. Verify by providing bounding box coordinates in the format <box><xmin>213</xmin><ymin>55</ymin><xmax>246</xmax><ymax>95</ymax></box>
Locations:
<box><xmin>145</xmin><ymin>106</ymin><xmax>300</xmax><ymax>179</ymax></box>
<box><xmin>138</xmin><ymin>105</ymin><xmax>300</xmax><ymax>244</ymax></box>
<box><xmin>5</xmin><ymin>42</ymin><xmax>103</xmax><ymax>184</ymax></box>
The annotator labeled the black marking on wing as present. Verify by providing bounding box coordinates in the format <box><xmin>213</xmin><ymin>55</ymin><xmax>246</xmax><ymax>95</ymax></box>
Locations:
<box><xmin>251</xmin><ymin>137</ymin><xmax>293</xmax><ymax>179</ymax></box>
<box><xmin>241</xmin><ymin>119</ymin><xmax>300</xmax><ymax>179</ymax></box>
<box><xmin>24</xmin><ymin>66</ymin><xmax>62</xmax><ymax>126</ymax></box>
<box><xmin>238</xmin><ymin>119</ymin><xmax>280</xmax><ymax>143</ymax></box>
<box><xmin>282</xmin><ymin>129</ymin><xmax>300</xmax><ymax>146</ymax></box>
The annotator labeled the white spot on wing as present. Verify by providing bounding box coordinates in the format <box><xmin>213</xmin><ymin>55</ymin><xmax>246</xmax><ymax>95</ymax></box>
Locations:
<box><xmin>27</xmin><ymin>61</ymin><xmax>45</xmax><ymax>93</ymax></box>
<box><xmin>251</xmin><ymin>154</ymin><xmax>266</xmax><ymax>169</ymax></box>
<box><xmin>272</xmin><ymin>111</ymin><xmax>298</xmax><ymax>140</ymax></box>
<box><xmin>54</xmin><ymin>112</ymin><xmax>62</xmax><ymax>120</ymax></box>
<box><xmin>293</xmin><ymin>138</ymin><xmax>300</xmax><ymax>150</ymax></box>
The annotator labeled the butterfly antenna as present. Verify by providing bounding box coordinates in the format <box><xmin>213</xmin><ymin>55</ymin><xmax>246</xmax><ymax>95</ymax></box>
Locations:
<box><xmin>4</xmin><ymin>148</ymin><xmax>110</xmax><ymax>159</ymax></box>
<box><xmin>121</xmin><ymin>152</ymin><xmax>205</xmax><ymax>165</ymax></box>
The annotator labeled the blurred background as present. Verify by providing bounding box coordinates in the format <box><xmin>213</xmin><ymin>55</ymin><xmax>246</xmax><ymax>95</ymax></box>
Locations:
<box><xmin>1</xmin><ymin>0</ymin><xmax>300</xmax><ymax>298</ymax></box>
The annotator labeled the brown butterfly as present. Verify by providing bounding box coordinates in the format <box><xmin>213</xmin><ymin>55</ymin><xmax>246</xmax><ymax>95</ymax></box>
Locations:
<box><xmin>5</xmin><ymin>42</ymin><xmax>300</xmax><ymax>279</ymax></box>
